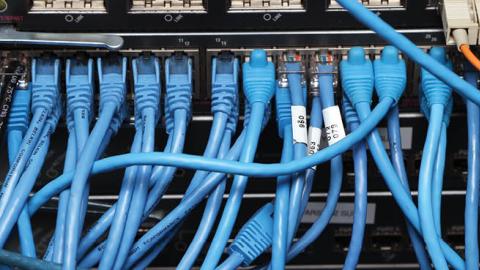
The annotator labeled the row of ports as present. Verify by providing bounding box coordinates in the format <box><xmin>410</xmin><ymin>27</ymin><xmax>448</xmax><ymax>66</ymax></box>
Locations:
<box><xmin>333</xmin><ymin>225</ymin><xmax>467</xmax><ymax>255</ymax></box>
<box><xmin>29</xmin><ymin>0</ymin><xmax>415</xmax><ymax>13</ymax></box>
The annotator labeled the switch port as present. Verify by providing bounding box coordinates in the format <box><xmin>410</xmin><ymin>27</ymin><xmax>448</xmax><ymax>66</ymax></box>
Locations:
<box><xmin>130</xmin><ymin>0</ymin><xmax>206</xmax><ymax>13</ymax></box>
<box><xmin>329</xmin><ymin>0</ymin><xmax>406</xmax><ymax>10</ymax></box>
<box><xmin>30</xmin><ymin>0</ymin><xmax>106</xmax><ymax>13</ymax></box>
<box><xmin>229</xmin><ymin>0</ymin><xmax>305</xmax><ymax>12</ymax></box>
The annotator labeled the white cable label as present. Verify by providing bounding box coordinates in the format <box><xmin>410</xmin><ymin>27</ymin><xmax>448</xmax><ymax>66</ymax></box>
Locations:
<box><xmin>291</xmin><ymin>106</ymin><xmax>308</xmax><ymax>145</ymax></box>
<box><xmin>323</xmin><ymin>106</ymin><xmax>347</xmax><ymax>146</ymax></box>
<box><xmin>308</xmin><ymin>127</ymin><xmax>322</xmax><ymax>170</ymax></box>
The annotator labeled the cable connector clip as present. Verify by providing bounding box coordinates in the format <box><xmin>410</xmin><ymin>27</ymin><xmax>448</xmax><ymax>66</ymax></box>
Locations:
<box><xmin>133</xmin><ymin>56</ymin><xmax>162</xmax><ymax>126</ymax></box>
<box><xmin>227</xmin><ymin>203</ymin><xmax>274</xmax><ymax>266</ymax></box>
<box><xmin>373</xmin><ymin>46</ymin><xmax>406</xmax><ymax>105</ymax></box>
<box><xmin>243</xmin><ymin>50</ymin><xmax>276</xmax><ymax>105</ymax></box>
<box><xmin>420</xmin><ymin>47</ymin><xmax>453</xmax><ymax>109</ymax></box>
<box><xmin>66</xmin><ymin>58</ymin><xmax>95</xmax><ymax>131</ymax></box>
<box><xmin>31</xmin><ymin>58</ymin><xmax>61</xmax><ymax>114</ymax></box>
<box><xmin>7</xmin><ymin>87</ymin><xmax>31</xmax><ymax>135</ymax></box>
<box><xmin>165</xmin><ymin>54</ymin><xmax>193</xmax><ymax>121</ymax></box>
<box><xmin>340</xmin><ymin>47</ymin><xmax>374</xmax><ymax>106</ymax></box>
<box><xmin>98</xmin><ymin>56</ymin><xmax>128</xmax><ymax>131</ymax></box>
<box><xmin>275</xmin><ymin>83</ymin><xmax>292</xmax><ymax>138</ymax></box>
<box><xmin>211</xmin><ymin>53</ymin><xmax>239</xmax><ymax>115</ymax></box>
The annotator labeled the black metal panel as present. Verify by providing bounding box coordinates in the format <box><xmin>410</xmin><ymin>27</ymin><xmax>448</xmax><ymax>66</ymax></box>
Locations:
<box><xmin>2</xmin><ymin>0</ymin><xmax>442</xmax><ymax>33</ymax></box>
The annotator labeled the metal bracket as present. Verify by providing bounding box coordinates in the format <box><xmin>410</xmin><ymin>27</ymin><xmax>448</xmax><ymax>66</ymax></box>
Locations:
<box><xmin>0</xmin><ymin>26</ymin><xmax>124</xmax><ymax>50</ymax></box>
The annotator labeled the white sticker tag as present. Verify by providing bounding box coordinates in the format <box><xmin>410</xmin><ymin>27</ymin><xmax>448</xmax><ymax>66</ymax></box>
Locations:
<box><xmin>308</xmin><ymin>127</ymin><xmax>322</xmax><ymax>170</ymax></box>
<box><xmin>291</xmin><ymin>105</ymin><xmax>308</xmax><ymax>145</ymax></box>
<box><xmin>322</xmin><ymin>106</ymin><xmax>347</xmax><ymax>146</ymax></box>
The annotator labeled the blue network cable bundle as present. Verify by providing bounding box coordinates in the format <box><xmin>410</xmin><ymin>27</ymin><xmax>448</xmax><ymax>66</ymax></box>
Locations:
<box><xmin>2</xmin><ymin>1</ymin><xmax>480</xmax><ymax>269</ymax></box>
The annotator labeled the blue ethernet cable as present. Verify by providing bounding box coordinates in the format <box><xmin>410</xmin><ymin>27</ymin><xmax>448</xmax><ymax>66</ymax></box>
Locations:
<box><xmin>201</xmin><ymin>49</ymin><xmax>276</xmax><ymax>270</ymax></box>
<box><xmin>387</xmin><ymin>107</ymin><xmax>432</xmax><ymax>270</ymax></box>
<box><xmin>216</xmin><ymin>203</ymin><xmax>274</xmax><ymax>270</ymax></box>
<box><xmin>271</xmin><ymin>82</ymin><xmax>293</xmax><ymax>270</ymax></box>
<box><xmin>63</xmin><ymin>55</ymin><xmax>127</xmax><ymax>270</ymax></box>
<box><xmin>464</xmin><ymin>67</ymin><xmax>480</xmax><ymax>270</ymax></box>
<box><xmin>6</xmin><ymin>87</ymin><xmax>32</xmax><ymax>257</ymax></box>
<box><xmin>341</xmin><ymin>47</ymin><xmax>464</xmax><ymax>269</ymax></box>
<box><xmin>0</xmin><ymin>93</ymin><xmax>61</xmax><ymax>249</ymax></box>
<box><xmin>432</xmin><ymin>124</ymin><xmax>447</xmax><ymax>234</ymax></box>
<box><xmin>111</xmin><ymin>55</ymin><xmax>186</xmax><ymax>269</ymax></box>
<box><xmin>99</xmin><ymin>56</ymin><xmax>161</xmax><ymax>270</ymax></box>
<box><xmin>75</xmin><ymin>112</ymin><xmax>169</xmax><ymax>262</ymax></box>
<box><xmin>75</xmin><ymin>136</ymin><xmax>172</xmax><ymax>262</ymax></box>
<box><xmin>51</xmin><ymin>58</ymin><xmax>94</xmax><ymax>264</ymax></box>
<box><xmin>0</xmin><ymin>58</ymin><xmax>60</xmax><ymax>216</ymax></box>
<box><xmin>342</xmin><ymin>97</ymin><xmax>367</xmax><ymax>270</ymax></box>
<box><xmin>376</xmin><ymin>46</ymin><xmax>431</xmax><ymax>270</ymax></box>
<box><xmin>78</xmin><ymin>55</ymin><xmax>191</xmax><ymax>268</ymax></box>
<box><xmin>177</xmin><ymin>55</ymin><xmax>239</xmax><ymax>270</ymax></box>
<box><xmin>0</xmin><ymin>249</ymin><xmax>64</xmax><ymax>270</ymax></box>
<box><xmin>418</xmin><ymin>47</ymin><xmax>453</xmax><ymax>270</ymax></box>
<box><xmin>284</xmin><ymin>60</ymin><xmax>308</xmax><ymax>251</ymax></box>
<box><xmin>27</xmin><ymin>95</ymin><xmax>393</xmax><ymax>221</ymax></box>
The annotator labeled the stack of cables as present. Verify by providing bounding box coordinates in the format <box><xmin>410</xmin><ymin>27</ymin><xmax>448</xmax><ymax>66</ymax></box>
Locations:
<box><xmin>6</xmin><ymin>2</ymin><xmax>480</xmax><ymax>266</ymax></box>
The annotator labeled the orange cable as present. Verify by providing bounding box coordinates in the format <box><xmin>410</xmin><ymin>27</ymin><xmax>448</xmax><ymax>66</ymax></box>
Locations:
<box><xmin>461</xmin><ymin>44</ymin><xmax>480</xmax><ymax>71</ymax></box>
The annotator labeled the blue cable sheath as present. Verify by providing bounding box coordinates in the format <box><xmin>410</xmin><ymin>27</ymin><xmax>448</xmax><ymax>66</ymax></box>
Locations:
<box><xmin>27</xmin><ymin>99</ymin><xmax>393</xmax><ymax>220</ymax></box>
<box><xmin>201</xmin><ymin>102</ymin><xmax>266</xmax><ymax>270</ymax></box>
<box><xmin>286</xmin><ymin>155</ymin><xmax>344</xmax><ymax>262</ymax></box>
<box><xmin>7</xmin><ymin>131</ymin><xmax>22</xmax><ymax>164</ymax></box>
<box><xmin>76</xmin><ymin>136</ymin><xmax>172</xmax><ymax>260</ymax></box>
<box><xmin>355</xmin><ymin>102</ymin><xmax>463</xmax><ymax>270</ymax></box>
<box><xmin>343</xmin><ymin>121</ymin><xmax>367</xmax><ymax>270</ymax></box>
<box><xmin>286</xmin><ymin>63</ymin><xmax>308</xmax><ymax>251</ymax></box>
<box><xmin>387</xmin><ymin>107</ymin><xmax>431</xmax><ymax>270</ymax></box>
<box><xmin>418</xmin><ymin>104</ymin><xmax>448</xmax><ymax>270</ymax></box>
<box><xmin>79</xmin><ymin>110</ymin><xmax>188</xmax><ymax>268</ymax></box>
<box><xmin>128</xmin><ymin>129</ymin><xmax>235</xmax><ymax>270</ymax></box>
<box><xmin>432</xmin><ymin>125</ymin><xmax>447</xmax><ymax>234</ymax></box>
<box><xmin>271</xmin><ymin>125</ymin><xmax>293</xmax><ymax>270</ymax></box>
<box><xmin>177</xmin><ymin>114</ymin><xmax>230</xmax><ymax>270</ymax></box>
<box><xmin>110</xmin><ymin>108</ymin><xmax>157</xmax><ymax>269</ymax></box>
<box><xmin>0</xmin><ymin>249</ymin><xmax>63</xmax><ymax>270</ymax></box>
<box><xmin>0</xmin><ymin>109</ymin><xmax>49</xmax><ymax>215</ymax></box>
<box><xmin>49</xmin><ymin>133</ymin><xmax>77</xmax><ymax>262</ymax></box>
<box><xmin>7</xmin><ymin>124</ymin><xmax>35</xmax><ymax>259</ymax></box>
<box><xmin>63</xmin><ymin>103</ymin><xmax>117</xmax><ymax>270</ymax></box>
<box><xmin>96</xmin><ymin>129</ymin><xmax>143</xmax><ymax>269</ymax></box>
<box><xmin>465</xmin><ymin>70</ymin><xmax>480</xmax><ymax>270</ymax></box>
<box><xmin>334</xmin><ymin>0</ymin><xmax>480</xmax><ymax>106</ymax></box>
<box><xmin>215</xmin><ymin>252</ymin><xmax>243</xmax><ymax>270</ymax></box>
<box><xmin>0</xmin><ymin>124</ymin><xmax>52</xmax><ymax>248</ymax></box>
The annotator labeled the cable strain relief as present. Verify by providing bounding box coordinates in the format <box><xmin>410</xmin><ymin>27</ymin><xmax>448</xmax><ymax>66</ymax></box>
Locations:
<box><xmin>275</xmin><ymin>85</ymin><xmax>292</xmax><ymax>138</ymax></box>
<box><xmin>164</xmin><ymin>104</ymin><xmax>174</xmax><ymax>134</ymax></box>
<box><xmin>227</xmin><ymin>203</ymin><xmax>274</xmax><ymax>266</ymax></box>
<box><xmin>7</xmin><ymin>88</ymin><xmax>32</xmax><ymax>134</ymax></box>
<box><xmin>453</xmin><ymin>28</ymin><xmax>469</xmax><ymax>51</ymax></box>
<box><xmin>242</xmin><ymin>50</ymin><xmax>276</xmax><ymax>105</ymax></box>
<box><xmin>66</xmin><ymin>58</ymin><xmax>94</xmax><ymax>122</ymax></box>
<box><xmin>243</xmin><ymin>102</ymin><xmax>251</xmax><ymax>128</ymax></box>
<box><xmin>373</xmin><ymin>46</ymin><xmax>407</xmax><ymax>104</ymax></box>
<box><xmin>45</xmin><ymin>99</ymin><xmax>62</xmax><ymax>133</ymax></box>
<box><xmin>98</xmin><ymin>57</ymin><xmax>127</xmax><ymax>114</ymax></box>
<box><xmin>420</xmin><ymin>47</ymin><xmax>453</xmax><ymax>107</ymax></box>
<box><xmin>109</xmin><ymin>103</ymin><xmax>128</xmax><ymax>135</ymax></box>
<box><xmin>226</xmin><ymin>100</ymin><xmax>240</xmax><ymax>133</ymax></box>
<box><xmin>340</xmin><ymin>47</ymin><xmax>374</xmax><ymax>106</ymax></box>
<box><xmin>342</xmin><ymin>95</ymin><xmax>360</xmax><ymax>128</ymax></box>
<box><xmin>133</xmin><ymin>56</ymin><xmax>162</xmax><ymax>123</ymax></box>
<box><xmin>31</xmin><ymin>58</ymin><xmax>61</xmax><ymax>113</ymax></box>
<box><xmin>443</xmin><ymin>98</ymin><xmax>454</xmax><ymax>126</ymax></box>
